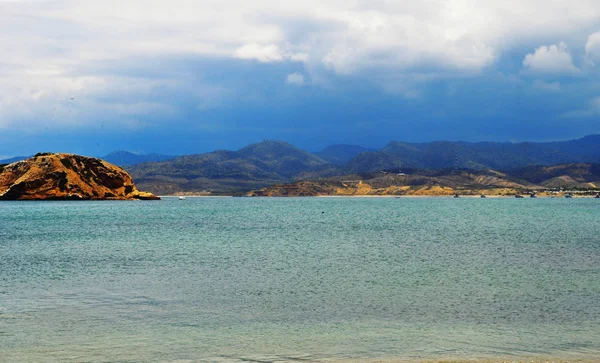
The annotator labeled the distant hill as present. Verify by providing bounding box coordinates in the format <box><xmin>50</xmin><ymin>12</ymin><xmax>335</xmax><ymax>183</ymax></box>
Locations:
<box><xmin>249</xmin><ymin>163</ymin><xmax>600</xmax><ymax>197</ymax></box>
<box><xmin>346</xmin><ymin>135</ymin><xmax>600</xmax><ymax>172</ymax></box>
<box><xmin>315</xmin><ymin>144</ymin><xmax>377</xmax><ymax>165</ymax></box>
<box><xmin>127</xmin><ymin>140</ymin><xmax>331</xmax><ymax>194</ymax></box>
<box><xmin>126</xmin><ymin>136</ymin><xmax>600</xmax><ymax>195</ymax></box>
<box><xmin>0</xmin><ymin>152</ymin><xmax>175</xmax><ymax>167</ymax></box>
<box><xmin>101</xmin><ymin>151</ymin><xmax>176</xmax><ymax>166</ymax></box>
<box><xmin>236</xmin><ymin>140</ymin><xmax>330</xmax><ymax>178</ymax></box>
<box><xmin>0</xmin><ymin>156</ymin><xmax>29</xmax><ymax>165</ymax></box>
<box><xmin>509</xmin><ymin>163</ymin><xmax>600</xmax><ymax>189</ymax></box>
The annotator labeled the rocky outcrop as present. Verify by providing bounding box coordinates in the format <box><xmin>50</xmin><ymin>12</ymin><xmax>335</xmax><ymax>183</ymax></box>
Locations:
<box><xmin>0</xmin><ymin>153</ymin><xmax>160</xmax><ymax>200</ymax></box>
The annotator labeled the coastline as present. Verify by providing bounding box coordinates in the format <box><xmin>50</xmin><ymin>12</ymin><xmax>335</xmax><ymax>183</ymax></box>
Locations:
<box><xmin>159</xmin><ymin>193</ymin><xmax>599</xmax><ymax>198</ymax></box>
<box><xmin>340</xmin><ymin>358</ymin><xmax>600</xmax><ymax>363</ymax></box>
<box><xmin>159</xmin><ymin>195</ymin><xmax>233</xmax><ymax>198</ymax></box>
<box><xmin>339</xmin><ymin>359</ymin><xmax>600</xmax><ymax>363</ymax></box>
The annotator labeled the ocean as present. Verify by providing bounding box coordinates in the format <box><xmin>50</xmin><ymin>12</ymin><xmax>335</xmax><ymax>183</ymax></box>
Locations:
<box><xmin>1</xmin><ymin>197</ymin><xmax>600</xmax><ymax>362</ymax></box>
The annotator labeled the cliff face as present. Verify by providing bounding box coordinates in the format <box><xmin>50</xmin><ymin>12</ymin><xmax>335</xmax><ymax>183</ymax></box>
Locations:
<box><xmin>0</xmin><ymin>153</ymin><xmax>159</xmax><ymax>200</ymax></box>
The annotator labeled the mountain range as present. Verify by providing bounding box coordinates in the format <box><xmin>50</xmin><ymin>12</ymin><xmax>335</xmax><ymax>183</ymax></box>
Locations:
<box><xmin>2</xmin><ymin>135</ymin><xmax>599</xmax><ymax>195</ymax></box>
<box><xmin>126</xmin><ymin>136</ymin><xmax>600</xmax><ymax>195</ymax></box>
<box><xmin>96</xmin><ymin>151</ymin><xmax>176</xmax><ymax>166</ymax></box>
<box><xmin>0</xmin><ymin>151</ymin><xmax>175</xmax><ymax>167</ymax></box>
<box><xmin>315</xmin><ymin>144</ymin><xmax>377</xmax><ymax>165</ymax></box>
<box><xmin>127</xmin><ymin>141</ymin><xmax>337</xmax><ymax>195</ymax></box>
<box><xmin>346</xmin><ymin>135</ymin><xmax>600</xmax><ymax>172</ymax></box>
<box><xmin>0</xmin><ymin>156</ymin><xmax>30</xmax><ymax>165</ymax></box>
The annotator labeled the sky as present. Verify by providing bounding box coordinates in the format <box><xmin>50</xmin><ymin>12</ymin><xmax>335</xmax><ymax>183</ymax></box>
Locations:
<box><xmin>1</xmin><ymin>0</ymin><xmax>600</xmax><ymax>158</ymax></box>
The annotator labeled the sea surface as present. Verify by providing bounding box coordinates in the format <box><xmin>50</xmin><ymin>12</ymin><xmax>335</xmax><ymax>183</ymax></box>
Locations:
<box><xmin>1</xmin><ymin>197</ymin><xmax>600</xmax><ymax>362</ymax></box>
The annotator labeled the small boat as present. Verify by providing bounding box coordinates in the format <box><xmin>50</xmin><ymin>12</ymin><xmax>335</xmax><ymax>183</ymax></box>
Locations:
<box><xmin>515</xmin><ymin>195</ymin><xmax>524</xmax><ymax>198</ymax></box>
<box><xmin>595</xmin><ymin>194</ymin><xmax>600</xmax><ymax>199</ymax></box>
<box><xmin>178</xmin><ymin>196</ymin><xmax>186</xmax><ymax>200</ymax></box>
<box><xmin>530</xmin><ymin>193</ymin><xmax>537</xmax><ymax>198</ymax></box>
<box><xmin>453</xmin><ymin>194</ymin><xmax>460</xmax><ymax>198</ymax></box>
<box><xmin>565</xmin><ymin>194</ymin><xmax>573</xmax><ymax>198</ymax></box>
<box><xmin>480</xmin><ymin>195</ymin><xmax>486</xmax><ymax>198</ymax></box>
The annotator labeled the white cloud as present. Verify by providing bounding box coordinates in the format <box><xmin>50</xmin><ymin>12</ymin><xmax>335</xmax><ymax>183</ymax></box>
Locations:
<box><xmin>319</xmin><ymin>12</ymin><xmax>497</xmax><ymax>75</ymax></box>
<box><xmin>1</xmin><ymin>0</ymin><xmax>600</xmax><ymax>130</ymax></box>
<box><xmin>286</xmin><ymin>72</ymin><xmax>305</xmax><ymax>86</ymax></box>
<box><xmin>234</xmin><ymin>44</ymin><xmax>308</xmax><ymax>63</ymax></box>
<box><xmin>235</xmin><ymin>44</ymin><xmax>284</xmax><ymax>63</ymax></box>
<box><xmin>522</xmin><ymin>42</ymin><xmax>580</xmax><ymax>75</ymax></box>
<box><xmin>0</xmin><ymin>70</ymin><xmax>180</xmax><ymax>131</ymax></box>
<box><xmin>290</xmin><ymin>53</ymin><xmax>309</xmax><ymax>62</ymax></box>
<box><xmin>585</xmin><ymin>31</ymin><xmax>600</xmax><ymax>64</ymax></box>
<box><xmin>4</xmin><ymin>1</ymin><xmax>600</xmax><ymax>74</ymax></box>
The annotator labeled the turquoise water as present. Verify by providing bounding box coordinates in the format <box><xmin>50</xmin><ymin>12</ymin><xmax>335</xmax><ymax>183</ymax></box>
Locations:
<box><xmin>1</xmin><ymin>197</ymin><xmax>600</xmax><ymax>362</ymax></box>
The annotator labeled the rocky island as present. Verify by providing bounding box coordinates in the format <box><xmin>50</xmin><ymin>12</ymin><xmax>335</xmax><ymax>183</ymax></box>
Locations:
<box><xmin>0</xmin><ymin>153</ymin><xmax>159</xmax><ymax>200</ymax></box>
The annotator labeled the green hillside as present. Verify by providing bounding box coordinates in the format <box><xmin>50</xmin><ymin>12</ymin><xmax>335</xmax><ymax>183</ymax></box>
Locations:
<box><xmin>127</xmin><ymin>140</ymin><xmax>331</xmax><ymax>194</ymax></box>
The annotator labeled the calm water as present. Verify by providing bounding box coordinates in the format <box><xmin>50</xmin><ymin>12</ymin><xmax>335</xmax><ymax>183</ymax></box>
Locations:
<box><xmin>1</xmin><ymin>197</ymin><xmax>600</xmax><ymax>362</ymax></box>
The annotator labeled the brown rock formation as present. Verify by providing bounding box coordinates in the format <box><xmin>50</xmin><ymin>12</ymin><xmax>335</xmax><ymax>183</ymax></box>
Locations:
<box><xmin>0</xmin><ymin>153</ymin><xmax>160</xmax><ymax>200</ymax></box>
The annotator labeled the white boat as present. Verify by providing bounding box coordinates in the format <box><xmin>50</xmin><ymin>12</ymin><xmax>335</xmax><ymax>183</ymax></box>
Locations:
<box><xmin>178</xmin><ymin>196</ymin><xmax>186</xmax><ymax>200</ymax></box>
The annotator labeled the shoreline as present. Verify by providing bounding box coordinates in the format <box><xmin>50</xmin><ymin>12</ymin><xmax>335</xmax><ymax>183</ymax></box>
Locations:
<box><xmin>340</xmin><ymin>358</ymin><xmax>600</xmax><ymax>363</ymax></box>
<box><xmin>159</xmin><ymin>194</ymin><xmax>599</xmax><ymax>198</ymax></box>
<box><xmin>338</xmin><ymin>359</ymin><xmax>600</xmax><ymax>363</ymax></box>
<box><xmin>159</xmin><ymin>195</ymin><xmax>233</xmax><ymax>198</ymax></box>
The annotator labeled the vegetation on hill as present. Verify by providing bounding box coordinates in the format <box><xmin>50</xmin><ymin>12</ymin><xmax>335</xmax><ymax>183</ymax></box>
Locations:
<box><xmin>124</xmin><ymin>136</ymin><xmax>600</xmax><ymax>195</ymax></box>
<box><xmin>347</xmin><ymin>135</ymin><xmax>600</xmax><ymax>171</ymax></box>
<box><xmin>508</xmin><ymin>163</ymin><xmax>600</xmax><ymax>189</ymax></box>
<box><xmin>315</xmin><ymin>144</ymin><xmax>377</xmax><ymax>165</ymax></box>
<box><xmin>509</xmin><ymin>163</ymin><xmax>600</xmax><ymax>183</ymax></box>
<box><xmin>127</xmin><ymin>140</ymin><xmax>331</xmax><ymax>194</ymax></box>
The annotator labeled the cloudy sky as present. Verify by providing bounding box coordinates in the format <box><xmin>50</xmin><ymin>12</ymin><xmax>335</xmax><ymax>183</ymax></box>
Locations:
<box><xmin>1</xmin><ymin>0</ymin><xmax>600</xmax><ymax>157</ymax></box>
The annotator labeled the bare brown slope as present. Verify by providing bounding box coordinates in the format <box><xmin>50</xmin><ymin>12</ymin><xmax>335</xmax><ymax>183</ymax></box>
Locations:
<box><xmin>510</xmin><ymin>163</ymin><xmax>600</xmax><ymax>188</ymax></box>
<box><xmin>248</xmin><ymin>170</ymin><xmax>537</xmax><ymax>197</ymax></box>
<box><xmin>0</xmin><ymin>153</ymin><xmax>159</xmax><ymax>200</ymax></box>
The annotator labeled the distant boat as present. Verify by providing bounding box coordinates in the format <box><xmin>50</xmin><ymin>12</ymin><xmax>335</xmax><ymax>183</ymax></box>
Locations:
<box><xmin>178</xmin><ymin>196</ymin><xmax>186</xmax><ymax>200</ymax></box>
<box><xmin>515</xmin><ymin>195</ymin><xmax>524</xmax><ymax>198</ymax></box>
<box><xmin>530</xmin><ymin>193</ymin><xmax>537</xmax><ymax>198</ymax></box>
<box><xmin>595</xmin><ymin>194</ymin><xmax>600</xmax><ymax>199</ymax></box>
<box><xmin>454</xmin><ymin>194</ymin><xmax>460</xmax><ymax>198</ymax></box>
<box><xmin>480</xmin><ymin>195</ymin><xmax>486</xmax><ymax>198</ymax></box>
<box><xmin>565</xmin><ymin>194</ymin><xmax>573</xmax><ymax>198</ymax></box>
